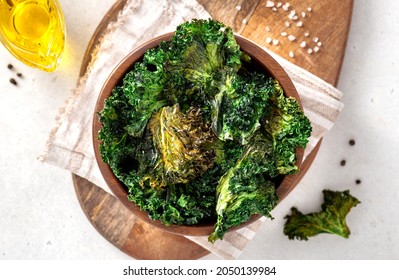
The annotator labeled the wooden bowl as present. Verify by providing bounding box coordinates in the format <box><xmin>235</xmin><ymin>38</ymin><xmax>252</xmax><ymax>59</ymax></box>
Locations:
<box><xmin>92</xmin><ymin>33</ymin><xmax>304</xmax><ymax>236</ymax></box>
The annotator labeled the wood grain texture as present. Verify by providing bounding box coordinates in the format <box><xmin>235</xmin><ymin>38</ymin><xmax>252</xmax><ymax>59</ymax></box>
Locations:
<box><xmin>72</xmin><ymin>175</ymin><xmax>136</xmax><ymax>248</ymax></box>
<box><xmin>238</xmin><ymin>0</ymin><xmax>353</xmax><ymax>85</ymax></box>
<box><xmin>73</xmin><ymin>0</ymin><xmax>353</xmax><ymax>259</ymax></box>
<box><xmin>73</xmin><ymin>175</ymin><xmax>209</xmax><ymax>259</ymax></box>
<box><xmin>197</xmin><ymin>0</ymin><xmax>260</xmax><ymax>33</ymax></box>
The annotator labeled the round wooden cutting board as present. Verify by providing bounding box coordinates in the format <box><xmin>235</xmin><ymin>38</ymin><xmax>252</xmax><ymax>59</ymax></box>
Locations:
<box><xmin>73</xmin><ymin>0</ymin><xmax>353</xmax><ymax>260</ymax></box>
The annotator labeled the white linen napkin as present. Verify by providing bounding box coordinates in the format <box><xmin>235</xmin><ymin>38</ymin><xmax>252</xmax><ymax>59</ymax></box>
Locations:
<box><xmin>40</xmin><ymin>0</ymin><xmax>344</xmax><ymax>259</ymax></box>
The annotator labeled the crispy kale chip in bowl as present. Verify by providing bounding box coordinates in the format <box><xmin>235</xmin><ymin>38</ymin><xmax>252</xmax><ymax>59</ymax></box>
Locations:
<box><xmin>93</xmin><ymin>19</ymin><xmax>312</xmax><ymax>242</ymax></box>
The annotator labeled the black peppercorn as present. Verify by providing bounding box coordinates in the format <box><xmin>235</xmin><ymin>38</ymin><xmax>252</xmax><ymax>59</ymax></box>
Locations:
<box><xmin>9</xmin><ymin>78</ymin><xmax>18</xmax><ymax>86</ymax></box>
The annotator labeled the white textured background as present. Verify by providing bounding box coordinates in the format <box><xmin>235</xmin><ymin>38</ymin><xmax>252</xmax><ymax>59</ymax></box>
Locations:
<box><xmin>0</xmin><ymin>0</ymin><xmax>398</xmax><ymax>259</ymax></box>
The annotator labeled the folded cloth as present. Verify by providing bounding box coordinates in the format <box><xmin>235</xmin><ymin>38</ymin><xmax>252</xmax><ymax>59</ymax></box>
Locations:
<box><xmin>40</xmin><ymin>0</ymin><xmax>344</xmax><ymax>259</ymax></box>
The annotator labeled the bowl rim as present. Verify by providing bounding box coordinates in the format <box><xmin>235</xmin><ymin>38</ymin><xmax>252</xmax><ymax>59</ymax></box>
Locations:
<box><xmin>92</xmin><ymin>32</ymin><xmax>304</xmax><ymax>236</ymax></box>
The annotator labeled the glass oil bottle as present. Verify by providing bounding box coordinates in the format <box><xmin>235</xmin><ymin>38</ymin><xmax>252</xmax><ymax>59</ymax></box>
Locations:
<box><xmin>0</xmin><ymin>0</ymin><xmax>66</xmax><ymax>72</ymax></box>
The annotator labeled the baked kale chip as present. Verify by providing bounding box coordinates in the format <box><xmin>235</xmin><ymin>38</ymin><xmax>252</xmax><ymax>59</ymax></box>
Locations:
<box><xmin>284</xmin><ymin>190</ymin><xmax>360</xmax><ymax>240</ymax></box>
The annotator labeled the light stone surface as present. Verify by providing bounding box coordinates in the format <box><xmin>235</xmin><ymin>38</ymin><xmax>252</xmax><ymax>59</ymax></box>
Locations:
<box><xmin>0</xmin><ymin>0</ymin><xmax>398</xmax><ymax>259</ymax></box>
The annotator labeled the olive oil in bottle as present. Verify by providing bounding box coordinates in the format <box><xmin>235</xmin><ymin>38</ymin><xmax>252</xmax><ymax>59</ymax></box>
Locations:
<box><xmin>0</xmin><ymin>0</ymin><xmax>66</xmax><ymax>72</ymax></box>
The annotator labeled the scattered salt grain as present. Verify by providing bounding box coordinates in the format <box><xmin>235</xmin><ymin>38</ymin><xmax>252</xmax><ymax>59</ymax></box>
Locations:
<box><xmin>242</xmin><ymin>18</ymin><xmax>247</xmax><ymax>25</ymax></box>
<box><xmin>288</xmin><ymin>10</ymin><xmax>296</xmax><ymax>20</ymax></box>
<box><xmin>261</xmin><ymin>2</ymin><xmax>319</xmax><ymax>58</ymax></box>
<box><xmin>266</xmin><ymin>1</ymin><xmax>275</xmax><ymax>8</ymax></box>
<box><xmin>282</xmin><ymin>3</ymin><xmax>290</xmax><ymax>11</ymax></box>
<box><xmin>235</xmin><ymin>5</ymin><xmax>241</xmax><ymax>11</ymax></box>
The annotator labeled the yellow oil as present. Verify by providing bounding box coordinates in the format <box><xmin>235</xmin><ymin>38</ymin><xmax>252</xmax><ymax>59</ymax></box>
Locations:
<box><xmin>0</xmin><ymin>0</ymin><xmax>66</xmax><ymax>72</ymax></box>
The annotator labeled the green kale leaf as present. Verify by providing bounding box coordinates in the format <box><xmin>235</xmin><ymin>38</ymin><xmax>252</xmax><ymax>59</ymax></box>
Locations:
<box><xmin>144</xmin><ymin>104</ymin><xmax>216</xmax><ymax>188</ymax></box>
<box><xmin>211</xmin><ymin>73</ymin><xmax>273</xmax><ymax>144</ymax></box>
<box><xmin>164</xmin><ymin>19</ymin><xmax>242</xmax><ymax>115</ymax></box>
<box><xmin>262</xmin><ymin>80</ymin><xmax>312</xmax><ymax>175</ymax></box>
<box><xmin>98</xmin><ymin>85</ymin><xmax>140</xmax><ymax>175</ymax></box>
<box><xmin>122</xmin><ymin>43</ymin><xmax>170</xmax><ymax>137</ymax></box>
<box><xmin>283</xmin><ymin>190</ymin><xmax>361</xmax><ymax>240</ymax></box>
<box><xmin>209</xmin><ymin>132</ymin><xmax>279</xmax><ymax>243</ymax></box>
